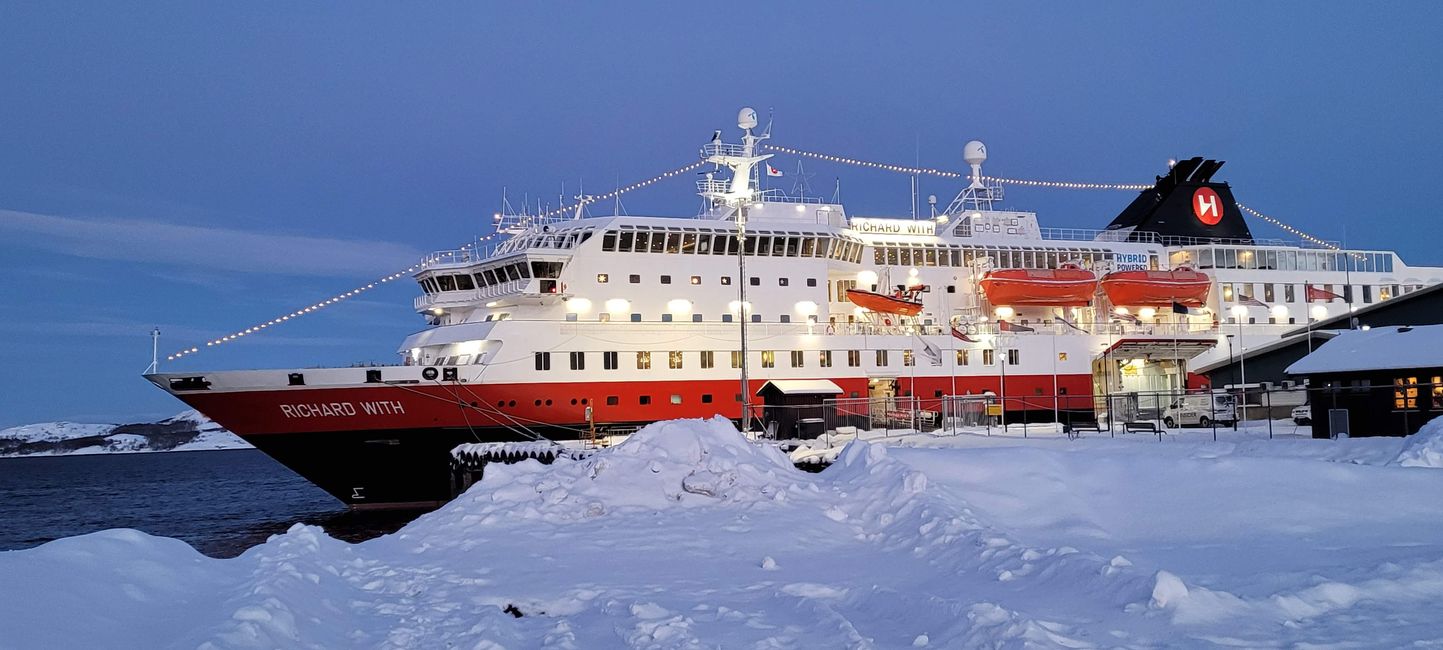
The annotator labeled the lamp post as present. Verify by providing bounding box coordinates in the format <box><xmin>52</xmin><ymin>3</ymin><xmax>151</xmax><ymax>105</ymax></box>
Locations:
<box><xmin>1224</xmin><ymin>333</ymin><xmax>1238</xmax><ymax>430</ymax></box>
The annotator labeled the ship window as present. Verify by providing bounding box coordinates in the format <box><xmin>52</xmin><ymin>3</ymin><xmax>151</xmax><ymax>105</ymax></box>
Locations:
<box><xmin>534</xmin><ymin>352</ymin><xmax>551</xmax><ymax>371</ymax></box>
<box><xmin>477</xmin><ymin>269</ymin><xmax>494</xmax><ymax>286</ymax></box>
<box><xmin>751</xmin><ymin>314</ymin><xmax>762</xmax><ymax>322</ymax></box>
<box><xmin>731</xmin><ymin>351</ymin><xmax>743</xmax><ymax>368</ymax></box>
<box><xmin>662</xmin><ymin>314</ymin><xmax>672</xmax><ymax>322</ymax></box>
<box><xmin>597</xmin><ymin>273</ymin><xmax>609</xmax><ymax>283</ymax></box>
<box><xmin>618</xmin><ymin>231</ymin><xmax>635</xmax><ymax>251</ymax></box>
<box><xmin>629</xmin><ymin>274</ymin><xmax>641</xmax><ymax>283</ymax></box>
<box><xmin>772</xmin><ymin>237</ymin><xmax>787</xmax><ymax>256</ymax></box>
<box><xmin>848</xmin><ymin>350</ymin><xmax>860</xmax><ymax>367</ymax></box>
<box><xmin>1008</xmin><ymin>349</ymin><xmax>1020</xmax><ymax>365</ymax></box>
<box><xmin>786</xmin><ymin>237</ymin><xmax>800</xmax><ymax>256</ymax></box>
<box><xmin>983</xmin><ymin>349</ymin><xmax>995</xmax><ymax>365</ymax></box>
<box><xmin>602</xmin><ymin>231</ymin><xmax>617</xmax><ymax>251</ymax></box>
<box><xmin>876</xmin><ymin>350</ymin><xmax>889</xmax><ymax>366</ymax></box>
<box><xmin>690</xmin><ymin>275</ymin><xmax>701</xmax><ymax>285</ymax></box>
<box><xmin>665</xmin><ymin>233</ymin><xmax>681</xmax><ymax>254</ymax></box>
<box><xmin>598</xmin><ymin>313</ymin><xmax>610</xmax><ymax>322</ymax></box>
<box><xmin>700</xmin><ymin>350</ymin><xmax>715</xmax><ymax>369</ymax></box>
<box><xmin>661</xmin><ymin>275</ymin><xmax>672</xmax><ymax>284</ymax></box>
<box><xmin>819</xmin><ymin>350</ymin><xmax>833</xmax><ymax>367</ymax></box>
<box><xmin>957</xmin><ymin>349</ymin><xmax>969</xmax><ymax>365</ymax></box>
<box><xmin>565</xmin><ymin>313</ymin><xmax>578</xmax><ymax>321</ymax></box>
<box><xmin>632</xmin><ymin>231</ymin><xmax>650</xmax><ymax>252</ymax></box>
<box><xmin>807</xmin><ymin>278</ymin><xmax>817</xmax><ymax>287</ymax></box>
<box><xmin>701</xmin><ymin>394</ymin><xmax>713</xmax><ymax>404</ymax></box>
<box><xmin>681</xmin><ymin>233</ymin><xmax>697</xmax><ymax>253</ymax></box>
<box><xmin>925</xmin><ymin>248</ymin><xmax>937</xmax><ymax>266</ymax></box>
<box><xmin>903</xmin><ymin>350</ymin><xmax>915</xmax><ymax>366</ymax></box>
<box><xmin>1363</xmin><ymin>285</ymin><xmax>1373</xmax><ymax>303</ymax></box>
<box><xmin>650</xmin><ymin>232</ymin><xmax>666</xmax><ymax>253</ymax></box>
<box><xmin>721</xmin><ymin>276</ymin><xmax>732</xmax><ymax>285</ymax></box>
<box><xmin>438</xmin><ymin>275</ymin><xmax>457</xmax><ymax>291</ymax></box>
<box><xmin>516</xmin><ymin>263</ymin><xmax>531</xmax><ymax>278</ymax></box>
<box><xmin>640</xmin><ymin>395</ymin><xmax>652</xmax><ymax>405</ymax></box>
<box><xmin>1284</xmin><ymin>284</ymin><xmax>1296</xmax><ymax>302</ymax></box>
<box><xmin>454</xmin><ymin>274</ymin><xmax>475</xmax><ymax>291</ymax></box>
<box><xmin>669</xmin><ymin>351</ymin><xmax>683</xmax><ymax>369</ymax></box>
<box><xmin>779</xmin><ymin>277</ymin><xmax>789</xmax><ymax>286</ymax></box>
<box><xmin>696</xmin><ymin>235</ymin><xmax>711</xmax><ymax>254</ymax></box>
<box><xmin>637</xmin><ymin>351</ymin><xmax>652</xmax><ymax>369</ymax></box>
<box><xmin>750</xmin><ymin>277</ymin><xmax>760</xmax><ymax>286</ymax></box>
<box><xmin>744</xmin><ymin>237</ymin><xmax>758</xmax><ymax>255</ymax></box>
<box><xmin>791</xmin><ymin>350</ymin><xmax>804</xmax><ymax>367</ymax></box>
<box><xmin>607</xmin><ymin>396</ymin><xmax>619</xmax><ymax>406</ymax></box>
<box><xmin>670</xmin><ymin>394</ymin><xmax>682</xmax><ymax>405</ymax></box>
<box><xmin>801</xmin><ymin>238</ymin><xmax>816</xmax><ymax>257</ymax></box>
<box><xmin>692</xmin><ymin>314</ymin><xmax>702</xmax><ymax>322</ymax></box>
<box><xmin>779</xmin><ymin>315</ymin><xmax>790</xmax><ymax>323</ymax></box>
<box><xmin>631</xmin><ymin>313</ymin><xmax>642</xmax><ymax>322</ymax></box>
<box><xmin>569</xmin><ymin>351</ymin><xmax>585</xmax><ymax>370</ymax></box>
<box><xmin>603</xmin><ymin>351</ymin><xmax>618</xmax><ymax>370</ymax></box>
<box><xmin>722</xmin><ymin>314</ymin><xmax>733</xmax><ymax>323</ymax></box>
<box><xmin>1221</xmin><ymin>283</ymin><xmax>1234</xmax><ymax>301</ymax></box>
<box><xmin>1263</xmin><ymin>284</ymin><xmax>1275</xmax><ymax>302</ymax></box>
<box><xmin>761</xmin><ymin>350</ymin><xmax>775</xmax><ymax>368</ymax></box>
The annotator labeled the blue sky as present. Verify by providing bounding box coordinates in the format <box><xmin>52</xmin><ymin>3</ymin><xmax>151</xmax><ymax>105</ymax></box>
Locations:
<box><xmin>2</xmin><ymin>2</ymin><xmax>1441</xmax><ymax>427</ymax></box>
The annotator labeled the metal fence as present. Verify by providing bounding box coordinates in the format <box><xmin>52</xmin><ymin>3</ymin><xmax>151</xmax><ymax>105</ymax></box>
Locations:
<box><xmin>752</xmin><ymin>382</ymin><xmax>1439</xmax><ymax>442</ymax></box>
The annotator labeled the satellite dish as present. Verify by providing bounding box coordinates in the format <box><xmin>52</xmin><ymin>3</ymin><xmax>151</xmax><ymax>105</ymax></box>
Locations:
<box><xmin>963</xmin><ymin>140</ymin><xmax>988</xmax><ymax>166</ymax></box>
<box><xmin>738</xmin><ymin>107</ymin><xmax>759</xmax><ymax>130</ymax></box>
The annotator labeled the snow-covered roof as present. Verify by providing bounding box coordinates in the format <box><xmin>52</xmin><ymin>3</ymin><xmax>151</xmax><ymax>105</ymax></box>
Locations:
<box><xmin>756</xmin><ymin>379</ymin><xmax>844</xmax><ymax>396</ymax></box>
<box><xmin>1286</xmin><ymin>325</ymin><xmax>1443</xmax><ymax>375</ymax></box>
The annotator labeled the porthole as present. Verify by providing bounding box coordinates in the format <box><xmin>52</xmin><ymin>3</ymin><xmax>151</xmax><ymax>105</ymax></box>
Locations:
<box><xmin>544</xmin><ymin>399</ymin><xmax>553</xmax><ymax>406</ymax></box>
<box><xmin>534</xmin><ymin>399</ymin><xmax>542</xmax><ymax>406</ymax></box>
<box><xmin>508</xmin><ymin>400</ymin><xmax>516</xmax><ymax>407</ymax></box>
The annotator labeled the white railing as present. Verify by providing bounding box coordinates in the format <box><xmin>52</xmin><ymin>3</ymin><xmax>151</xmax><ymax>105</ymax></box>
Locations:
<box><xmin>700</xmin><ymin>143</ymin><xmax>747</xmax><ymax>158</ymax></box>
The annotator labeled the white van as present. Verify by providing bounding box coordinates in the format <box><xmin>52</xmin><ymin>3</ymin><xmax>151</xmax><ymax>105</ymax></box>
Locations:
<box><xmin>1162</xmin><ymin>392</ymin><xmax>1237</xmax><ymax>428</ymax></box>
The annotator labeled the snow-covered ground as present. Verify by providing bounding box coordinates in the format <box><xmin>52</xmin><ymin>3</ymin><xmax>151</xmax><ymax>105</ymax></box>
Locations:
<box><xmin>0</xmin><ymin>410</ymin><xmax>250</xmax><ymax>456</ymax></box>
<box><xmin>3</xmin><ymin>416</ymin><xmax>1442</xmax><ymax>648</ymax></box>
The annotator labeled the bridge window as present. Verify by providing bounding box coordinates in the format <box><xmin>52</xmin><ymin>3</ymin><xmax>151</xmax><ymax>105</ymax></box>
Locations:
<box><xmin>618</xmin><ymin>231</ymin><xmax>634</xmax><ymax>251</ymax></box>
<box><xmin>437</xmin><ymin>275</ymin><xmax>456</xmax><ymax>291</ymax></box>
<box><xmin>602</xmin><ymin>231</ymin><xmax>617</xmax><ymax>251</ymax></box>
<box><xmin>454</xmin><ymin>274</ymin><xmax>475</xmax><ymax>291</ymax></box>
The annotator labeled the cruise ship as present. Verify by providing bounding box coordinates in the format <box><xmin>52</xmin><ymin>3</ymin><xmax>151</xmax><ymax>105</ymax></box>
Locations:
<box><xmin>146</xmin><ymin>107</ymin><xmax>1443</xmax><ymax>508</ymax></box>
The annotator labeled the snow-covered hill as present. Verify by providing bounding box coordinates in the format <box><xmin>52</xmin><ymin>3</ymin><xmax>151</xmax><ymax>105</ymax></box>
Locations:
<box><xmin>3</xmin><ymin>416</ymin><xmax>1443</xmax><ymax>648</ymax></box>
<box><xmin>0</xmin><ymin>410</ymin><xmax>250</xmax><ymax>457</ymax></box>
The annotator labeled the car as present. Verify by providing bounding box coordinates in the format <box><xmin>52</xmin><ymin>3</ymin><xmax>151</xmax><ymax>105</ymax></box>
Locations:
<box><xmin>1162</xmin><ymin>392</ymin><xmax>1238</xmax><ymax>428</ymax></box>
<box><xmin>1292</xmin><ymin>404</ymin><xmax>1311</xmax><ymax>426</ymax></box>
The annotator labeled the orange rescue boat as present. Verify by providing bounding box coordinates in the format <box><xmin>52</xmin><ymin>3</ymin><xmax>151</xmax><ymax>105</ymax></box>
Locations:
<box><xmin>845</xmin><ymin>288</ymin><xmax>924</xmax><ymax>316</ymax></box>
<box><xmin>979</xmin><ymin>265</ymin><xmax>1097</xmax><ymax>307</ymax></box>
<box><xmin>1100</xmin><ymin>267</ymin><xmax>1211</xmax><ymax>307</ymax></box>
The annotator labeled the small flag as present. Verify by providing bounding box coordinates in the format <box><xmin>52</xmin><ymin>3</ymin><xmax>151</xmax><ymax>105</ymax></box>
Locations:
<box><xmin>1236</xmin><ymin>294</ymin><xmax>1269</xmax><ymax>308</ymax></box>
<box><xmin>1171</xmin><ymin>302</ymin><xmax>1193</xmax><ymax>315</ymax></box>
<box><xmin>917</xmin><ymin>338</ymin><xmax>944</xmax><ymax>366</ymax></box>
<box><xmin>1056</xmin><ymin>313</ymin><xmax>1085</xmax><ymax>332</ymax></box>
<box><xmin>998</xmin><ymin>320</ymin><xmax>1035</xmax><ymax>333</ymax></box>
<box><xmin>1112</xmin><ymin>311</ymin><xmax>1141</xmax><ymax>324</ymax></box>
<box><xmin>766</xmin><ymin>163</ymin><xmax>783</xmax><ymax>177</ymax></box>
<box><xmin>1305</xmin><ymin>284</ymin><xmax>1341</xmax><ymax>302</ymax></box>
<box><xmin>951</xmin><ymin>326</ymin><xmax>977</xmax><ymax>343</ymax></box>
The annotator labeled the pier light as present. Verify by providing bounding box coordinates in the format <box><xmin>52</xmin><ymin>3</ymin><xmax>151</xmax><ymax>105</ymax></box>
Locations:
<box><xmin>1310</xmin><ymin>305</ymin><xmax>1328</xmax><ymax>321</ymax></box>
<box><xmin>667</xmin><ymin>299</ymin><xmax>693</xmax><ymax>315</ymax></box>
<box><xmin>857</xmin><ymin>270</ymin><xmax>878</xmax><ymax>286</ymax></box>
<box><xmin>566</xmin><ymin>297</ymin><xmax>592</xmax><ymax>314</ymax></box>
<box><xmin>1270</xmin><ymin>304</ymin><xmax>1289</xmax><ymax>318</ymax></box>
<box><xmin>729</xmin><ymin>300</ymin><xmax>752</xmax><ymax>314</ymax></box>
<box><xmin>605</xmin><ymin>298</ymin><xmax>630</xmax><ymax>314</ymax></box>
<box><xmin>935</xmin><ymin>215</ymin><xmax>949</xmax><ymax>224</ymax></box>
<box><xmin>794</xmin><ymin>300</ymin><xmax>819</xmax><ymax>316</ymax></box>
<box><xmin>1138</xmin><ymin>307</ymin><xmax>1156</xmax><ymax>320</ymax></box>
<box><xmin>1114</xmin><ymin>306</ymin><xmax>1129</xmax><ymax>315</ymax></box>
<box><xmin>994</xmin><ymin>306</ymin><xmax>1015</xmax><ymax>319</ymax></box>
<box><xmin>485</xmin><ymin>301</ymin><xmax>498</xmax><ymax>308</ymax></box>
<box><xmin>1230</xmin><ymin>305</ymin><xmax>1248</xmax><ymax>319</ymax></box>
<box><xmin>795</xmin><ymin>204</ymin><xmax>806</xmax><ymax>212</ymax></box>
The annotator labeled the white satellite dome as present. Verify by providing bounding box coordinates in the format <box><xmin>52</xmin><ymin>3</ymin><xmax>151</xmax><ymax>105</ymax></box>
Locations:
<box><xmin>963</xmin><ymin>140</ymin><xmax>988</xmax><ymax>166</ymax></box>
<box><xmin>738</xmin><ymin>107</ymin><xmax>759</xmax><ymax>130</ymax></box>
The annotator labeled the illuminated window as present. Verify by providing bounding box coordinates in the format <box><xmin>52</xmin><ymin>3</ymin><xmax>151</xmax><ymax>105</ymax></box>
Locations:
<box><xmin>1395</xmin><ymin>377</ymin><xmax>1419</xmax><ymax>410</ymax></box>
<box><xmin>1433</xmin><ymin>377</ymin><xmax>1443</xmax><ymax>410</ymax></box>
<box><xmin>761</xmin><ymin>351</ymin><xmax>775</xmax><ymax>368</ymax></box>
<box><xmin>669</xmin><ymin>351</ymin><xmax>683</xmax><ymax>369</ymax></box>
<box><xmin>1058</xmin><ymin>352</ymin><xmax>1068</xmax><ymax>362</ymax></box>
<box><xmin>790</xmin><ymin>350</ymin><xmax>804</xmax><ymax>368</ymax></box>
<box><xmin>983</xmin><ymin>349</ymin><xmax>995</xmax><ymax>365</ymax></box>
<box><xmin>875</xmin><ymin>350</ymin><xmax>889</xmax><ymax>366</ymax></box>
<box><xmin>819</xmin><ymin>350</ymin><xmax>833</xmax><ymax>368</ymax></box>
<box><xmin>730</xmin><ymin>351</ymin><xmax>742</xmax><ymax>368</ymax></box>
<box><xmin>903</xmin><ymin>350</ymin><xmax>915</xmax><ymax>366</ymax></box>
<box><xmin>597</xmin><ymin>273</ymin><xmax>609</xmax><ymax>283</ymax></box>
<box><xmin>700</xmin><ymin>351</ymin><xmax>715</xmax><ymax>369</ymax></box>
<box><xmin>636</xmin><ymin>351</ymin><xmax>651</xmax><ymax>370</ymax></box>
<box><xmin>690</xmin><ymin>275</ymin><xmax>701</xmax><ymax>285</ymax></box>
<box><xmin>957</xmin><ymin>350</ymin><xmax>969</xmax><ymax>365</ymax></box>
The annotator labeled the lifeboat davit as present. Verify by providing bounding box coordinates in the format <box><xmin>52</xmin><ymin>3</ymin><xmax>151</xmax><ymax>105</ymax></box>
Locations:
<box><xmin>845</xmin><ymin>289</ymin><xmax>923</xmax><ymax>316</ymax></box>
<box><xmin>1100</xmin><ymin>268</ymin><xmax>1212</xmax><ymax>307</ymax></box>
<box><xmin>979</xmin><ymin>265</ymin><xmax>1097</xmax><ymax>307</ymax></box>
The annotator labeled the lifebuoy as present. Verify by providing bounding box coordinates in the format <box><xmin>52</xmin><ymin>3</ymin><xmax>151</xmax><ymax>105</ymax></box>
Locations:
<box><xmin>422</xmin><ymin>367</ymin><xmax>439</xmax><ymax>381</ymax></box>
<box><xmin>825</xmin><ymin>324</ymin><xmax>836</xmax><ymax>335</ymax></box>
<box><xmin>884</xmin><ymin>317</ymin><xmax>893</xmax><ymax>326</ymax></box>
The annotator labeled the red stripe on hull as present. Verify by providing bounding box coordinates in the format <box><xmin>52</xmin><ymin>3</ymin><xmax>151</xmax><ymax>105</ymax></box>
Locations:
<box><xmin>171</xmin><ymin>374</ymin><xmax>1097</xmax><ymax>436</ymax></box>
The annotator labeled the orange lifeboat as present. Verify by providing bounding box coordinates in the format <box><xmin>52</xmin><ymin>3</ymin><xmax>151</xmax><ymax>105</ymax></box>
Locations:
<box><xmin>979</xmin><ymin>265</ymin><xmax>1097</xmax><ymax>307</ymax></box>
<box><xmin>1100</xmin><ymin>268</ymin><xmax>1211</xmax><ymax>307</ymax></box>
<box><xmin>845</xmin><ymin>288</ymin><xmax>923</xmax><ymax>316</ymax></box>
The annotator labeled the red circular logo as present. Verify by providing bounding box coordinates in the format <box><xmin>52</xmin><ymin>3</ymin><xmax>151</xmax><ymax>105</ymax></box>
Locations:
<box><xmin>1192</xmin><ymin>187</ymin><xmax>1223</xmax><ymax>226</ymax></box>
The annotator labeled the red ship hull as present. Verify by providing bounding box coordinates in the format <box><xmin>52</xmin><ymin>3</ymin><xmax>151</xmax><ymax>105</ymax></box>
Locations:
<box><xmin>979</xmin><ymin>268</ymin><xmax>1097</xmax><ymax>307</ymax></box>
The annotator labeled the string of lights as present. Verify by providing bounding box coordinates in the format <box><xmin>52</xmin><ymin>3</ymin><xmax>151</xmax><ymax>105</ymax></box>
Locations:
<box><xmin>1235</xmin><ymin>203</ymin><xmax>1340</xmax><ymax>251</ymax></box>
<box><xmin>164</xmin><ymin>161</ymin><xmax>707</xmax><ymax>362</ymax></box>
<box><xmin>763</xmin><ymin>144</ymin><xmax>1153</xmax><ymax>190</ymax></box>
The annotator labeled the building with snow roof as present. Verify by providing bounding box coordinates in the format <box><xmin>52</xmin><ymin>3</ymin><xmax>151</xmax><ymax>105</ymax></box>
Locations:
<box><xmin>1286</xmin><ymin>325</ymin><xmax>1443</xmax><ymax>438</ymax></box>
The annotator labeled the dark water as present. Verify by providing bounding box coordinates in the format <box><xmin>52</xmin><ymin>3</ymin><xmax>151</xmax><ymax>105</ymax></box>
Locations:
<box><xmin>0</xmin><ymin>450</ymin><xmax>422</xmax><ymax>558</ymax></box>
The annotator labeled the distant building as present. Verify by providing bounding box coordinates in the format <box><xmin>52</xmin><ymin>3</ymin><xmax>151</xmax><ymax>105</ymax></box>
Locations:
<box><xmin>1286</xmin><ymin>325</ymin><xmax>1443</xmax><ymax>438</ymax></box>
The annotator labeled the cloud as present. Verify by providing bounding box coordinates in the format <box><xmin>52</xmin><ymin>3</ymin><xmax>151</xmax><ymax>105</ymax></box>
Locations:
<box><xmin>0</xmin><ymin>209</ymin><xmax>427</xmax><ymax>278</ymax></box>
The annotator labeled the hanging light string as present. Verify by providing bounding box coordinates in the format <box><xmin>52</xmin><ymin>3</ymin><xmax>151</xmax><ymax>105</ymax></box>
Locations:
<box><xmin>763</xmin><ymin>144</ymin><xmax>1153</xmax><ymax>190</ymax></box>
<box><xmin>1235</xmin><ymin>203</ymin><xmax>1339</xmax><ymax>251</ymax></box>
<box><xmin>164</xmin><ymin>161</ymin><xmax>707</xmax><ymax>362</ymax></box>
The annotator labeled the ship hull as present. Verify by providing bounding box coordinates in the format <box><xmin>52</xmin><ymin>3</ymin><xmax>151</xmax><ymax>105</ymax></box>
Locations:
<box><xmin>157</xmin><ymin>372</ymin><xmax>1095</xmax><ymax>508</ymax></box>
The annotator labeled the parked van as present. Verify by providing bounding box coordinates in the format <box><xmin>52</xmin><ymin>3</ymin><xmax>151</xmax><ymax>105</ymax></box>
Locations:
<box><xmin>1162</xmin><ymin>392</ymin><xmax>1237</xmax><ymax>427</ymax></box>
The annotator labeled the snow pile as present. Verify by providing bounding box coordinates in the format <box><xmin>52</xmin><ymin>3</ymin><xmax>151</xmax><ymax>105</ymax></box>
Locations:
<box><xmin>441</xmin><ymin>416</ymin><xmax>798</xmax><ymax>520</ymax></box>
<box><xmin>1394</xmin><ymin>415</ymin><xmax>1443</xmax><ymax>468</ymax></box>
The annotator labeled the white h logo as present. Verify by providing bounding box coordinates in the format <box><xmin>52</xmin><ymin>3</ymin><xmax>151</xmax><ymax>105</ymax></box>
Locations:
<box><xmin>1195</xmin><ymin>193</ymin><xmax>1220</xmax><ymax>219</ymax></box>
